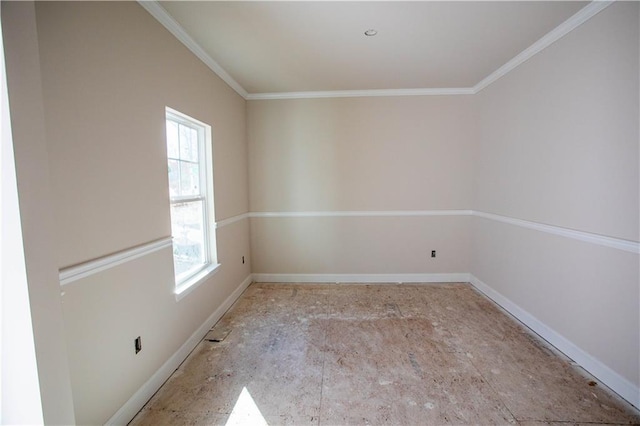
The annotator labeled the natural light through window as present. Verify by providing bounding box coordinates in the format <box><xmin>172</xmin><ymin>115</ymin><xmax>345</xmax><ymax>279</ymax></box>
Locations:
<box><xmin>166</xmin><ymin>108</ymin><xmax>217</xmax><ymax>295</ymax></box>
<box><xmin>225</xmin><ymin>387</ymin><xmax>268</xmax><ymax>426</ymax></box>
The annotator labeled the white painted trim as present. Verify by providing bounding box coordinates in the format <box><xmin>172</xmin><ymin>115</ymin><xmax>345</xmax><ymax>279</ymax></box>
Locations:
<box><xmin>246</xmin><ymin>88</ymin><xmax>474</xmax><ymax>100</ymax></box>
<box><xmin>473</xmin><ymin>1</ymin><xmax>613</xmax><ymax>93</ymax></box>
<box><xmin>250</xmin><ymin>210</ymin><xmax>472</xmax><ymax>218</ymax></box>
<box><xmin>249</xmin><ymin>210</ymin><xmax>639</xmax><ymax>254</ymax></box>
<box><xmin>174</xmin><ymin>263</ymin><xmax>221</xmax><ymax>302</ymax></box>
<box><xmin>105</xmin><ymin>274</ymin><xmax>253</xmax><ymax>426</ymax></box>
<box><xmin>469</xmin><ymin>274</ymin><xmax>640</xmax><ymax>409</ymax></box>
<box><xmin>472</xmin><ymin>211</ymin><xmax>640</xmax><ymax>254</ymax></box>
<box><xmin>57</xmin><ymin>209</ymin><xmax>250</xmax><ymax>287</ymax></box>
<box><xmin>140</xmin><ymin>0</ymin><xmax>611</xmax><ymax>100</ymax></box>
<box><xmin>57</xmin><ymin>208</ymin><xmax>638</xmax><ymax>286</ymax></box>
<box><xmin>246</xmin><ymin>0</ymin><xmax>613</xmax><ymax>101</ymax></box>
<box><xmin>58</xmin><ymin>238</ymin><xmax>173</xmax><ymax>286</ymax></box>
<box><xmin>137</xmin><ymin>1</ymin><xmax>248</xmax><ymax>99</ymax></box>
<box><xmin>252</xmin><ymin>273</ymin><xmax>470</xmax><ymax>284</ymax></box>
<box><xmin>215</xmin><ymin>213</ymin><xmax>249</xmax><ymax>229</ymax></box>
<box><xmin>57</xmin><ymin>211</ymin><xmax>249</xmax><ymax>287</ymax></box>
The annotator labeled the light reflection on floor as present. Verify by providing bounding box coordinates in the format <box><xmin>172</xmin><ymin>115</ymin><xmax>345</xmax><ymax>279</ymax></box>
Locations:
<box><xmin>225</xmin><ymin>387</ymin><xmax>268</xmax><ymax>426</ymax></box>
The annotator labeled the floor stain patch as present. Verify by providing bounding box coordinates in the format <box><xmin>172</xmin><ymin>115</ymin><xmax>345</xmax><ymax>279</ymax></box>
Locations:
<box><xmin>408</xmin><ymin>352</ymin><xmax>422</xmax><ymax>377</ymax></box>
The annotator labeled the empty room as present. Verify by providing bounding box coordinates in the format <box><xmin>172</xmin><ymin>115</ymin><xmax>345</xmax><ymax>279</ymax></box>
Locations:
<box><xmin>1</xmin><ymin>1</ymin><xmax>639</xmax><ymax>425</ymax></box>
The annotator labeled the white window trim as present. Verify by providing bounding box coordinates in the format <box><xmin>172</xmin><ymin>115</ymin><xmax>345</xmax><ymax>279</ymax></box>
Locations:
<box><xmin>174</xmin><ymin>262</ymin><xmax>221</xmax><ymax>301</ymax></box>
<box><xmin>165</xmin><ymin>107</ymin><xmax>218</xmax><ymax>300</ymax></box>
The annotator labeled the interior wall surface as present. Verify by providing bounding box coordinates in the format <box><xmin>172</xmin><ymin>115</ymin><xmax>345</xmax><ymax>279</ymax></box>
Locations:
<box><xmin>31</xmin><ymin>2</ymin><xmax>250</xmax><ymax>424</ymax></box>
<box><xmin>1</xmin><ymin>2</ymin><xmax>76</xmax><ymax>423</ymax></box>
<box><xmin>472</xmin><ymin>1</ymin><xmax>639</xmax><ymax>391</ymax></box>
<box><xmin>248</xmin><ymin>96</ymin><xmax>475</xmax><ymax>275</ymax></box>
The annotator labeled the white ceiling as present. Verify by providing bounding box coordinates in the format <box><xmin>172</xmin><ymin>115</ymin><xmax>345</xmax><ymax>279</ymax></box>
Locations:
<box><xmin>154</xmin><ymin>1</ymin><xmax>591</xmax><ymax>97</ymax></box>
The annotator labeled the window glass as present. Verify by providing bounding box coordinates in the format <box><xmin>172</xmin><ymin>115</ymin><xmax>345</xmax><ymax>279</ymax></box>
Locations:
<box><xmin>180</xmin><ymin>161</ymin><xmax>199</xmax><ymax>196</ymax></box>
<box><xmin>166</xmin><ymin>120</ymin><xmax>179</xmax><ymax>159</ymax></box>
<box><xmin>167</xmin><ymin>159</ymin><xmax>181</xmax><ymax>197</ymax></box>
<box><xmin>170</xmin><ymin>200</ymin><xmax>205</xmax><ymax>279</ymax></box>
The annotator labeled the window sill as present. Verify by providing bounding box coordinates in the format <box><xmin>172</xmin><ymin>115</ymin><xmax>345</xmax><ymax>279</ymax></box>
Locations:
<box><xmin>174</xmin><ymin>263</ymin><xmax>221</xmax><ymax>302</ymax></box>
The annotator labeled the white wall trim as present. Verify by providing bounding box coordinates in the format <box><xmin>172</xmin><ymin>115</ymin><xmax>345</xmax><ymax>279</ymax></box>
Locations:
<box><xmin>59</xmin><ymin>210</ymin><xmax>251</xmax><ymax>286</ymax></box>
<box><xmin>249</xmin><ymin>209</ymin><xmax>639</xmax><ymax>254</ymax></box>
<box><xmin>105</xmin><ymin>274</ymin><xmax>253</xmax><ymax>426</ymax></box>
<box><xmin>215</xmin><ymin>212</ymin><xmax>250</xmax><ymax>229</ymax></box>
<box><xmin>252</xmin><ymin>273</ymin><xmax>470</xmax><ymax>284</ymax></box>
<box><xmin>469</xmin><ymin>274</ymin><xmax>640</xmax><ymax>409</ymax></box>
<box><xmin>472</xmin><ymin>211</ymin><xmax>640</xmax><ymax>254</ymax></box>
<box><xmin>473</xmin><ymin>1</ymin><xmax>613</xmax><ymax>93</ymax></box>
<box><xmin>58</xmin><ymin>238</ymin><xmax>173</xmax><ymax>286</ymax></box>
<box><xmin>246</xmin><ymin>88</ymin><xmax>474</xmax><ymax>100</ymax></box>
<box><xmin>57</xmin><ymin>208</ymin><xmax>638</xmax><ymax>287</ymax></box>
<box><xmin>137</xmin><ymin>1</ymin><xmax>248</xmax><ymax>99</ymax></box>
<box><xmin>174</xmin><ymin>263</ymin><xmax>221</xmax><ymax>302</ymax></box>
<box><xmin>250</xmin><ymin>210</ymin><xmax>472</xmax><ymax>219</ymax></box>
<box><xmin>100</xmin><ymin>270</ymin><xmax>640</xmax><ymax>420</ymax></box>
<box><xmin>140</xmin><ymin>1</ymin><xmax>611</xmax><ymax>101</ymax></box>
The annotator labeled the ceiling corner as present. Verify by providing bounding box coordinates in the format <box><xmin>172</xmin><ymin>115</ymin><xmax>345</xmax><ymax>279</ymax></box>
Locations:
<box><xmin>137</xmin><ymin>0</ymin><xmax>249</xmax><ymax>100</ymax></box>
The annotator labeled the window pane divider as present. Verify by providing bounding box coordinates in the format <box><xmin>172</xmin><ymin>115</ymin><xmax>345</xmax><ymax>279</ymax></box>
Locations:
<box><xmin>168</xmin><ymin>157</ymin><xmax>199</xmax><ymax>165</ymax></box>
<box><xmin>170</xmin><ymin>195</ymin><xmax>204</xmax><ymax>204</ymax></box>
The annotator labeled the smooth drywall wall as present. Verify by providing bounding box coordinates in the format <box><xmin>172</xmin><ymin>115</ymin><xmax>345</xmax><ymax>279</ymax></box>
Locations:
<box><xmin>248</xmin><ymin>96</ymin><xmax>475</xmax><ymax>274</ymax></box>
<box><xmin>2</xmin><ymin>2</ymin><xmax>76</xmax><ymax>423</ymax></box>
<box><xmin>251</xmin><ymin>215</ymin><xmax>470</xmax><ymax>274</ymax></box>
<box><xmin>474</xmin><ymin>3</ymin><xmax>638</xmax><ymax>241</ymax></box>
<box><xmin>28</xmin><ymin>2</ymin><xmax>250</xmax><ymax>424</ymax></box>
<box><xmin>249</xmin><ymin>97</ymin><xmax>473</xmax><ymax>211</ymax></box>
<box><xmin>37</xmin><ymin>3</ymin><xmax>249</xmax><ymax>269</ymax></box>
<box><xmin>472</xmin><ymin>1</ymin><xmax>639</xmax><ymax>393</ymax></box>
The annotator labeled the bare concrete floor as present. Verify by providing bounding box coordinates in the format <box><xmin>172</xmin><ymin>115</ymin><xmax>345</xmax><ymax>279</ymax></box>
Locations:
<box><xmin>130</xmin><ymin>283</ymin><xmax>640</xmax><ymax>425</ymax></box>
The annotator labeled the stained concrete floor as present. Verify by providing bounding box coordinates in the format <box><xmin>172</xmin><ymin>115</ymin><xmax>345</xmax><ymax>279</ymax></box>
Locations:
<box><xmin>130</xmin><ymin>283</ymin><xmax>640</xmax><ymax>425</ymax></box>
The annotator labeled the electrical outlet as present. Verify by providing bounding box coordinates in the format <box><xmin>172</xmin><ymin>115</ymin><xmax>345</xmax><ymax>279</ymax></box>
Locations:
<box><xmin>135</xmin><ymin>336</ymin><xmax>142</xmax><ymax>354</ymax></box>
<box><xmin>431</xmin><ymin>250</ymin><xmax>436</xmax><ymax>258</ymax></box>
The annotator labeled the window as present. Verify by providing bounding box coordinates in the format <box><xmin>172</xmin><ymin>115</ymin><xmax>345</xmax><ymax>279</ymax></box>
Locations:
<box><xmin>165</xmin><ymin>108</ymin><xmax>217</xmax><ymax>294</ymax></box>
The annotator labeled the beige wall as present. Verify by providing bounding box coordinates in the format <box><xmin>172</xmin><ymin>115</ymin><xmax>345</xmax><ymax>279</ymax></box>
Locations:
<box><xmin>249</xmin><ymin>96</ymin><xmax>474</xmax><ymax>212</ymax></box>
<box><xmin>36</xmin><ymin>2</ymin><xmax>249</xmax><ymax>269</ymax></box>
<box><xmin>2</xmin><ymin>3</ymin><xmax>76</xmax><ymax>423</ymax></box>
<box><xmin>248</xmin><ymin>96</ymin><xmax>475</xmax><ymax>274</ymax></box>
<box><xmin>251</xmin><ymin>216</ymin><xmax>470</xmax><ymax>274</ymax></box>
<box><xmin>473</xmin><ymin>3</ymin><xmax>639</xmax><ymax>242</ymax></box>
<box><xmin>472</xmin><ymin>2</ymin><xmax>639</xmax><ymax>388</ymax></box>
<box><xmin>7</xmin><ymin>2</ymin><xmax>252</xmax><ymax>424</ymax></box>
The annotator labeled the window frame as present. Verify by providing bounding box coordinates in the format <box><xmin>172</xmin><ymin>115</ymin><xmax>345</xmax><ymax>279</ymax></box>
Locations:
<box><xmin>165</xmin><ymin>107</ymin><xmax>219</xmax><ymax>300</ymax></box>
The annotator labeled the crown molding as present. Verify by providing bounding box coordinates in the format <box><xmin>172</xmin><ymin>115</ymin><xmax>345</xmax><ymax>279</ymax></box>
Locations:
<box><xmin>473</xmin><ymin>0</ymin><xmax>613</xmax><ymax>93</ymax></box>
<box><xmin>246</xmin><ymin>87</ymin><xmax>474</xmax><ymax>100</ymax></box>
<box><xmin>140</xmin><ymin>0</ymin><xmax>613</xmax><ymax>101</ymax></box>
<box><xmin>137</xmin><ymin>1</ymin><xmax>249</xmax><ymax>99</ymax></box>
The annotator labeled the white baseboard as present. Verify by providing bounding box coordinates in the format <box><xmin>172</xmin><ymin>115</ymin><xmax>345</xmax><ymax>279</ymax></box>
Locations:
<box><xmin>105</xmin><ymin>271</ymin><xmax>639</xmax><ymax>423</ymax></box>
<box><xmin>252</xmin><ymin>273</ymin><xmax>471</xmax><ymax>284</ymax></box>
<box><xmin>105</xmin><ymin>274</ymin><xmax>253</xmax><ymax>425</ymax></box>
<box><xmin>469</xmin><ymin>274</ymin><xmax>640</xmax><ymax>410</ymax></box>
